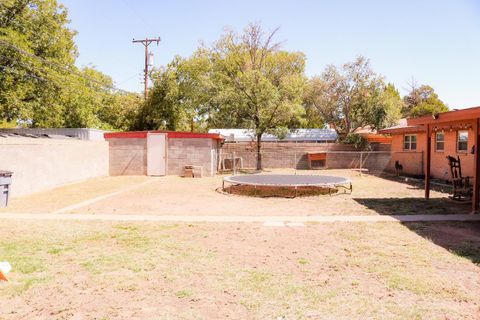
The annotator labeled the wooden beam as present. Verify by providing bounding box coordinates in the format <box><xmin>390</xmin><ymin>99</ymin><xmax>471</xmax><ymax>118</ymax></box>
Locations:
<box><xmin>425</xmin><ymin>124</ymin><xmax>431</xmax><ymax>199</ymax></box>
<box><xmin>473</xmin><ymin>118</ymin><xmax>480</xmax><ymax>213</ymax></box>
<box><xmin>408</xmin><ymin>106</ymin><xmax>480</xmax><ymax>125</ymax></box>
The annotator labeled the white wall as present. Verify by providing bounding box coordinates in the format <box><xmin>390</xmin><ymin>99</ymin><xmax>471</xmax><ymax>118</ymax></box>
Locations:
<box><xmin>0</xmin><ymin>138</ymin><xmax>109</xmax><ymax>196</ymax></box>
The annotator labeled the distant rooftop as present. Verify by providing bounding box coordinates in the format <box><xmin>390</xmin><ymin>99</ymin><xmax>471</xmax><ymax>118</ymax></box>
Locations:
<box><xmin>208</xmin><ymin>128</ymin><xmax>338</xmax><ymax>142</ymax></box>
<box><xmin>378</xmin><ymin>119</ymin><xmax>425</xmax><ymax>134</ymax></box>
<box><xmin>0</xmin><ymin>128</ymin><xmax>109</xmax><ymax>141</ymax></box>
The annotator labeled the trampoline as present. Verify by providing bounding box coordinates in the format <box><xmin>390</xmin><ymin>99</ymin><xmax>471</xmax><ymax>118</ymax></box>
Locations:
<box><xmin>222</xmin><ymin>174</ymin><xmax>352</xmax><ymax>197</ymax></box>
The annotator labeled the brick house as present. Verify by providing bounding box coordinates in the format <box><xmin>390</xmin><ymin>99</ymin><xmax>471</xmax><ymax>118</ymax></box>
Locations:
<box><xmin>380</xmin><ymin>115</ymin><xmax>476</xmax><ymax>180</ymax></box>
<box><xmin>379</xmin><ymin>106</ymin><xmax>480</xmax><ymax>212</ymax></box>
<box><xmin>104</xmin><ymin>131</ymin><xmax>224</xmax><ymax>177</ymax></box>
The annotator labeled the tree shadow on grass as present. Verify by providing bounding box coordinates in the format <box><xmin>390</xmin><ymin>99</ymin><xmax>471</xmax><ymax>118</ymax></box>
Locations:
<box><xmin>354</xmin><ymin>197</ymin><xmax>471</xmax><ymax>215</ymax></box>
<box><xmin>404</xmin><ymin>222</ymin><xmax>480</xmax><ymax>265</ymax></box>
<box><xmin>355</xmin><ymin>196</ymin><xmax>480</xmax><ymax>265</ymax></box>
<box><xmin>374</xmin><ymin>172</ymin><xmax>452</xmax><ymax>194</ymax></box>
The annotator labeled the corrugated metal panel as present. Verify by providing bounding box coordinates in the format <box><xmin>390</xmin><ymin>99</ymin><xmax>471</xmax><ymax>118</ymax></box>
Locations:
<box><xmin>208</xmin><ymin>128</ymin><xmax>338</xmax><ymax>142</ymax></box>
<box><xmin>0</xmin><ymin>128</ymin><xmax>109</xmax><ymax>141</ymax></box>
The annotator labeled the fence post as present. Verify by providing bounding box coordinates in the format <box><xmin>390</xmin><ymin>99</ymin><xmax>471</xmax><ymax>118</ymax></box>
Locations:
<box><xmin>232</xmin><ymin>151</ymin><xmax>236</xmax><ymax>175</ymax></box>
<box><xmin>294</xmin><ymin>151</ymin><xmax>297</xmax><ymax>175</ymax></box>
<box><xmin>360</xmin><ymin>152</ymin><xmax>363</xmax><ymax>177</ymax></box>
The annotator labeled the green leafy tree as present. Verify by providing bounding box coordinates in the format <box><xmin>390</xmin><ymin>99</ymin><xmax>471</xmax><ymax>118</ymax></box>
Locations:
<box><xmin>134</xmin><ymin>59</ymin><xmax>187</xmax><ymax>131</ymax></box>
<box><xmin>402</xmin><ymin>83</ymin><xmax>448</xmax><ymax>117</ymax></box>
<box><xmin>0</xmin><ymin>0</ymin><xmax>126</xmax><ymax>129</ymax></box>
<box><xmin>0</xmin><ymin>0</ymin><xmax>78</xmax><ymax>126</ymax></box>
<box><xmin>100</xmin><ymin>92</ymin><xmax>142</xmax><ymax>131</ymax></box>
<box><xmin>371</xmin><ymin>83</ymin><xmax>403</xmax><ymax>129</ymax></box>
<box><xmin>208</xmin><ymin>24</ymin><xmax>307</xmax><ymax>170</ymax></box>
<box><xmin>307</xmin><ymin>56</ymin><xmax>401</xmax><ymax>140</ymax></box>
<box><xmin>134</xmin><ymin>54</ymin><xmax>214</xmax><ymax>132</ymax></box>
<box><xmin>61</xmin><ymin>67</ymin><xmax>117</xmax><ymax>128</ymax></box>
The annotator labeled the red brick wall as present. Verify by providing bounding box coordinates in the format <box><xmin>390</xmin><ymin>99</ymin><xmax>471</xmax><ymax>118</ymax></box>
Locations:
<box><xmin>389</xmin><ymin>122</ymin><xmax>476</xmax><ymax>180</ymax></box>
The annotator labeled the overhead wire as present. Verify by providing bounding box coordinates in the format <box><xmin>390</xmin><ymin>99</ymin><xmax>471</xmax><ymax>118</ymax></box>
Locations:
<box><xmin>0</xmin><ymin>39</ymin><xmax>129</xmax><ymax>93</ymax></box>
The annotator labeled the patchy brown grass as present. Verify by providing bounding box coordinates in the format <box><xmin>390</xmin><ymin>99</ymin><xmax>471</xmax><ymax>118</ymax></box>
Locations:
<box><xmin>0</xmin><ymin>176</ymin><xmax>150</xmax><ymax>214</ymax></box>
<box><xmin>0</xmin><ymin>169</ymin><xmax>470</xmax><ymax>216</ymax></box>
<box><xmin>0</xmin><ymin>220</ymin><xmax>479</xmax><ymax>319</ymax></box>
<box><xmin>68</xmin><ymin>169</ymin><xmax>469</xmax><ymax>216</ymax></box>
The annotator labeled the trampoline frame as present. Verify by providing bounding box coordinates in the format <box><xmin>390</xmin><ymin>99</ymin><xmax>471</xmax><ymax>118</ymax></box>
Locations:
<box><xmin>222</xmin><ymin>174</ymin><xmax>352</xmax><ymax>197</ymax></box>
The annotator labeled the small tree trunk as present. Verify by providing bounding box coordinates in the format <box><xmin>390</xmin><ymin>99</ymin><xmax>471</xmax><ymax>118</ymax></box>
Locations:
<box><xmin>256</xmin><ymin>134</ymin><xmax>262</xmax><ymax>171</ymax></box>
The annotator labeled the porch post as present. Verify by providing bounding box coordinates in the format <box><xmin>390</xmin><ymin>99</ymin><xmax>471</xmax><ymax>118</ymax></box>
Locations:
<box><xmin>425</xmin><ymin>124</ymin><xmax>431</xmax><ymax>199</ymax></box>
<box><xmin>472</xmin><ymin>118</ymin><xmax>480</xmax><ymax>213</ymax></box>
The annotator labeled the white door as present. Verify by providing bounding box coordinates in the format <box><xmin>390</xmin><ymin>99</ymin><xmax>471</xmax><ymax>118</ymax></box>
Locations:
<box><xmin>147</xmin><ymin>133</ymin><xmax>166</xmax><ymax>176</ymax></box>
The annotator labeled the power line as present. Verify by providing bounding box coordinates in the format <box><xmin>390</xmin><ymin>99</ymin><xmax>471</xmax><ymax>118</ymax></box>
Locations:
<box><xmin>116</xmin><ymin>72</ymin><xmax>143</xmax><ymax>86</ymax></box>
<box><xmin>0</xmin><ymin>39</ymin><xmax>129</xmax><ymax>93</ymax></box>
<box><xmin>0</xmin><ymin>65</ymin><xmax>46</xmax><ymax>82</ymax></box>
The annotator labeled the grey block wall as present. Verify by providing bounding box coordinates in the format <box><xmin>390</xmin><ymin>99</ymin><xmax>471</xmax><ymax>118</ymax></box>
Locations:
<box><xmin>167</xmin><ymin>138</ymin><xmax>217</xmax><ymax>176</ymax></box>
<box><xmin>108</xmin><ymin>138</ymin><xmax>147</xmax><ymax>175</ymax></box>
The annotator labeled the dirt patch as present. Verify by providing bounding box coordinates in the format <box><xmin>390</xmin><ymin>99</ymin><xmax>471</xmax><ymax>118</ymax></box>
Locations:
<box><xmin>1</xmin><ymin>169</ymin><xmax>471</xmax><ymax>216</ymax></box>
<box><xmin>0</xmin><ymin>176</ymin><xmax>150</xmax><ymax>214</ymax></box>
<box><xmin>0</xmin><ymin>220</ymin><xmax>479</xmax><ymax>319</ymax></box>
<box><xmin>225</xmin><ymin>184</ymin><xmax>339</xmax><ymax>197</ymax></box>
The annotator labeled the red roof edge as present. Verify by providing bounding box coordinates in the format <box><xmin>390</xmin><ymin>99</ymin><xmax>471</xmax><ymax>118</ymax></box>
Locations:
<box><xmin>104</xmin><ymin>130</ymin><xmax>224</xmax><ymax>140</ymax></box>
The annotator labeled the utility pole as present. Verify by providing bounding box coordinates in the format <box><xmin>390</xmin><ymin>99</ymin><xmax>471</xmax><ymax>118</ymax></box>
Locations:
<box><xmin>132</xmin><ymin>37</ymin><xmax>161</xmax><ymax>99</ymax></box>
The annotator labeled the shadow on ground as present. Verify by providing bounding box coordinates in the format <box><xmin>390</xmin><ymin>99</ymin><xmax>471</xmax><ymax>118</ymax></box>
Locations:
<box><xmin>356</xmin><ymin>195</ymin><xmax>480</xmax><ymax>265</ymax></box>
<box><xmin>404</xmin><ymin>222</ymin><xmax>480</xmax><ymax>265</ymax></box>
<box><xmin>354</xmin><ymin>197</ymin><xmax>471</xmax><ymax>215</ymax></box>
<box><xmin>374</xmin><ymin>172</ymin><xmax>452</xmax><ymax>193</ymax></box>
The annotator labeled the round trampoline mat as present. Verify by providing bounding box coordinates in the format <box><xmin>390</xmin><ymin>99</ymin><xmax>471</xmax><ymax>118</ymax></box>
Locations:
<box><xmin>223</xmin><ymin>174</ymin><xmax>351</xmax><ymax>187</ymax></box>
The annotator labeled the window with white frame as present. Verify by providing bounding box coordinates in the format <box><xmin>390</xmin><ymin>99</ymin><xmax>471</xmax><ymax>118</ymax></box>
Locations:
<box><xmin>404</xmin><ymin>134</ymin><xmax>417</xmax><ymax>151</ymax></box>
<box><xmin>457</xmin><ymin>130</ymin><xmax>468</xmax><ymax>152</ymax></box>
<box><xmin>435</xmin><ymin>132</ymin><xmax>444</xmax><ymax>152</ymax></box>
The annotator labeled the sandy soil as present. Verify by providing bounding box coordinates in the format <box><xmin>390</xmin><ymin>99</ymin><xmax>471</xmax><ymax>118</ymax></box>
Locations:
<box><xmin>0</xmin><ymin>220</ymin><xmax>479</xmax><ymax>319</ymax></box>
<box><xmin>0</xmin><ymin>176</ymin><xmax>150</xmax><ymax>214</ymax></box>
<box><xmin>66</xmin><ymin>169</ymin><xmax>469</xmax><ymax>216</ymax></box>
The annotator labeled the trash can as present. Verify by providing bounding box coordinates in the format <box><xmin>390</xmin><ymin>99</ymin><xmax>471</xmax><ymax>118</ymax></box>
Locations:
<box><xmin>0</xmin><ymin>170</ymin><xmax>13</xmax><ymax>207</ymax></box>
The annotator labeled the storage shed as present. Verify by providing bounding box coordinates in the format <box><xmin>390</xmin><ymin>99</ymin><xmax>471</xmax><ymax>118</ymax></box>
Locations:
<box><xmin>104</xmin><ymin>131</ymin><xmax>224</xmax><ymax>177</ymax></box>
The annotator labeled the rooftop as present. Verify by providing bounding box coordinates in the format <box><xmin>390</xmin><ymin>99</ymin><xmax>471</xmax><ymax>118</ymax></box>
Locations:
<box><xmin>208</xmin><ymin>128</ymin><xmax>338</xmax><ymax>142</ymax></box>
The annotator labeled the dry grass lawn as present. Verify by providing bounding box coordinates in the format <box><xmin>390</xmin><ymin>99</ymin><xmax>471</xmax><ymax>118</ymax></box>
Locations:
<box><xmin>0</xmin><ymin>220</ymin><xmax>479</xmax><ymax>319</ymax></box>
<box><xmin>2</xmin><ymin>169</ymin><xmax>467</xmax><ymax>216</ymax></box>
<box><xmin>0</xmin><ymin>176</ymin><xmax>150</xmax><ymax>214</ymax></box>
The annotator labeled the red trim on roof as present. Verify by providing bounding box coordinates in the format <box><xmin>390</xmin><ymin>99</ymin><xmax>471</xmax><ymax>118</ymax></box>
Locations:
<box><xmin>407</xmin><ymin>106</ymin><xmax>480</xmax><ymax>126</ymax></box>
<box><xmin>104</xmin><ymin>130</ymin><xmax>224</xmax><ymax>140</ymax></box>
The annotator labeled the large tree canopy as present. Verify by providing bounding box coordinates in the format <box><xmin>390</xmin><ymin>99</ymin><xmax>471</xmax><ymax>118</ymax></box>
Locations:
<box><xmin>306</xmin><ymin>56</ymin><xmax>402</xmax><ymax>140</ymax></box>
<box><xmin>134</xmin><ymin>53</ymin><xmax>214</xmax><ymax>132</ymax></box>
<box><xmin>207</xmin><ymin>24</ymin><xmax>307</xmax><ymax>169</ymax></box>
<box><xmin>139</xmin><ymin>24</ymin><xmax>307</xmax><ymax>169</ymax></box>
<box><xmin>402</xmin><ymin>83</ymin><xmax>449</xmax><ymax>117</ymax></box>
<box><xmin>0</xmin><ymin>0</ymin><xmax>133</xmax><ymax>128</ymax></box>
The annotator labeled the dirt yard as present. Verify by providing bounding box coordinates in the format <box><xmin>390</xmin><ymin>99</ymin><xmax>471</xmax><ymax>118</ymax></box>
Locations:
<box><xmin>0</xmin><ymin>169</ymin><xmax>470</xmax><ymax>216</ymax></box>
<box><xmin>0</xmin><ymin>220</ymin><xmax>479</xmax><ymax>319</ymax></box>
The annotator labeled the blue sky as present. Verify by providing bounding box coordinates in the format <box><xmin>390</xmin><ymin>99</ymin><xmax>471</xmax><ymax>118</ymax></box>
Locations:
<box><xmin>60</xmin><ymin>0</ymin><xmax>479</xmax><ymax>108</ymax></box>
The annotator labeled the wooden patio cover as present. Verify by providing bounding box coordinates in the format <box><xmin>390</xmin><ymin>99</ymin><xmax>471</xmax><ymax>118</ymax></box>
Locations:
<box><xmin>408</xmin><ymin>106</ymin><xmax>480</xmax><ymax>213</ymax></box>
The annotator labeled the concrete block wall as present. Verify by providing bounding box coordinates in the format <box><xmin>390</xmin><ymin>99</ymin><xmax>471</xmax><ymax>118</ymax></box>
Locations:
<box><xmin>108</xmin><ymin>138</ymin><xmax>147</xmax><ymax>175</ymax></box>
<box><xmin>168</xmin><ymin>138</ymin><xmax>216</xmax><ymax>176</ymax></box>
<box><xmin>0</xmin><ymin>138</ymin><xmax>108</xmax><ymax>196</ymax></box>
<box><xmin>220</xmin><ymin>142</ymin><xmax>392</xmax><ymax>170</ymax></box>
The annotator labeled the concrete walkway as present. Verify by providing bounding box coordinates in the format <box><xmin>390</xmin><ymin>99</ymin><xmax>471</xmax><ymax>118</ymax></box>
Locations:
<box><xmin>1</xmin><ymin>213</ymin><xmax>480</xmax><ymax>223</ymax></box>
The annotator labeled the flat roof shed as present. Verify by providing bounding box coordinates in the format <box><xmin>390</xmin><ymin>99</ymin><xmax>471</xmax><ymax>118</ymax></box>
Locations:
<box><xmin>104</xmin><ymin>131</ymin><xmax>224</xmax><ymax>177</ymax></box>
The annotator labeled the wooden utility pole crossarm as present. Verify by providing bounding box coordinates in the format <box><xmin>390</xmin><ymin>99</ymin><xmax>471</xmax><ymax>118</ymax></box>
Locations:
<box><xmin>132</xmin><ymin>37</ymin><xmax>161</xmax><ymax>99</ymax></box>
